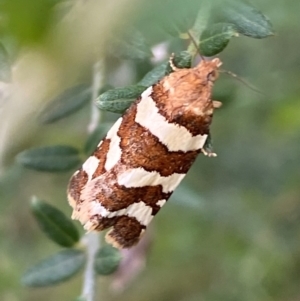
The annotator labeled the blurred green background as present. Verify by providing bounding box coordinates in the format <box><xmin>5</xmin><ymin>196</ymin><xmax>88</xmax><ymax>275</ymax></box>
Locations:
<box><xmin>0</xmin><ymin>0</ymin><xmax>300</xmax><ymax>300</ymax></box>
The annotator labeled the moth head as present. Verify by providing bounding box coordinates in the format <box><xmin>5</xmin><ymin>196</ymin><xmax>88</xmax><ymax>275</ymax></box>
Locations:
<box><xmin>199</xmin><ymin>58</ymin><xmax>222</xmax><ymax>83</ymax></box>
<box><xmin>160</xmin><ymin>57</ymin><xmax>223</xmax><ymax>119</ymax></box>
<box><xmin>207</xmin><ymin>70</ymin><xmax>218</xmax><ymax>82</ymax></box>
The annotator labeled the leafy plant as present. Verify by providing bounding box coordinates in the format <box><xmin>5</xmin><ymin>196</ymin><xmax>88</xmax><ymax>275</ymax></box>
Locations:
<box><xmin>12</xmin><ymin>0</ymin><xmax>273</xmax><ymax>300</ymax></box>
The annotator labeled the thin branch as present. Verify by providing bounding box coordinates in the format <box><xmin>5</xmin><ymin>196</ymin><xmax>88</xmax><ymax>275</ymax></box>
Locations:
<box><xmin>187</xmin><ymin>31</ymin><xmax>204</xmax><ymax>60</ymax></box>
<box><xmin>81</xmin><ymin>59</ymin><xmax>104</xmax><ymax>301</ymax></box>
<box><xmin>187</xmin><ymin>3</ymin><xmax>210</xmax><ymax>58</ymax></box>
<box><xmin>81</xmin><ymin>232</ymin><xmax>100</xmax><ymax>301</ymax></box>
<box><xmin>88</xmin><ymin>60</ymin><xmax>104</xmax><ymax>133</ymax></box>
<box><xmin>0</xmin><ymin>82</ymin><xmax>12</xmax><ymax>177</ymax></box>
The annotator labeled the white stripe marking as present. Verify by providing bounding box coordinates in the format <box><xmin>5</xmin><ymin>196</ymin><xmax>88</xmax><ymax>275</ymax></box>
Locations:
<box><xmin>136</xmin><ymin>86</ymin><xmax>207</xmax><ymax>152</ymax></box>
<box><xmin>82</xmin><ymin>156</ymin><xmax>100</xmax><ymax>181</ymax></box>
<box><xmin>156</xmin><ymin>199</ymin><xmax>166</xmax><ymax>207</ymax></box>
<box><xmin>89</xmin><ymin>201</ymin><xmax>153</xmax><ymax>226</ymax></box>
<box><xmin>117</xmin><ymin>167</ymin><xmax>185</xmax><ymax>193</ymax></box>
<box><xmin>104</xmin><ymin>117</ymin><xmax>123</xmax><ymax>171</ymax></box>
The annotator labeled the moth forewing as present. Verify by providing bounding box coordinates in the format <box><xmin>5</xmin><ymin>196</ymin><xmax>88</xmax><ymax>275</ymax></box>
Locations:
<box><xmin>67</xmin><ymin>58</ymin><xmax>222</xmax><ymax>249</ymax></box>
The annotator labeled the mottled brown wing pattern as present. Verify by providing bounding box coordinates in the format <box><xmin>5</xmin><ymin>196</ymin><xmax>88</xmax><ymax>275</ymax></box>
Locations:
<box><xmin>67</xmin><ymin>58</ymin><xmax>222</xmax><ymax>248</ymax></box>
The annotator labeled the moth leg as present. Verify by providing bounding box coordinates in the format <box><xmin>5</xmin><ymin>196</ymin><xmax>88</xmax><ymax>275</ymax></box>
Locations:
<box><xmin>201</xmin><ymin>101</ymin><xmax>221</xmax><ymax>157</ymax></box>
<box><xmin>201</xmin><ymin>133</ymin><xmax>217</xmax><ymax>157</ymax></box>
<box><xmin>213</xmin><ymin>100</ymin><xmax>222</xmax><ymax>108</ymax></box>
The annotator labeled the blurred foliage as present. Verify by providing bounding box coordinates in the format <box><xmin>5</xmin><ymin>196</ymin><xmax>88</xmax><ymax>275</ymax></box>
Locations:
<box><xmin>0</xmin><ymin>0</ymin><xmax>299</xmax><ymax>301</ymax></box>
<box><xmin>95</xmin><ymin>245</ymin><xmax>122</xmax><ymax>276</ymax></box>
<box><xmin>0</xmin><ymin>43</ymin><xmax>11</xmax><ymax>82</ymax></box>
<box><xmin>199</xmin><ymin>23</ymin><xmax>239</xmax><ymax>56</ymax></box>
<box><xmin>31</xmin><ymin>197</ymin><xmax>80</xmax><ymax>247</ymax></box>
<box><xmin>16</xmin><ymin>145</ymin><xmax>82</xmax><ymax>172</ymax></box>
<box><xmin>21</xmin><ymin>249</ymin><xmax>86</xmax><ymax>287</ymax></box>
<box><xmin>39</xmin><ymin>84</ymin><xmax>91</xmax><ymax>124</ymax></box>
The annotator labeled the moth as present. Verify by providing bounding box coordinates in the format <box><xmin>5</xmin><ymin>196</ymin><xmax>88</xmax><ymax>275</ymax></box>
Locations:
<box><xmin>67</xmin><ymin>56</ymin><xmax>222</xmax><ymax>249</ymax></box>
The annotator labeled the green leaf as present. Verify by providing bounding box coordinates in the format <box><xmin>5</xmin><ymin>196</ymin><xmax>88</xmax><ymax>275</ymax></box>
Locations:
<box><xmin>94</xmin><ymin>245</ymin><xmax>121</xmax><ymax>275</ymax></box>
<box><xmin>163</xmin><ymin>51</ymin><xmax>193</xmax><ymax>75</ymax></box>
<box><xmin>0</xmin><ymin>43</ymin><xmax>11</xmax><ymax>82</ymax></box>
<box><xmin>221</xmin><ymin>0</ymin><xmax>274</xmax><ymax>38</ymax></box>
<box><xmin>139</xmin><ymin>51</ymin><xmax>192</xmax><ymax>86</ymax></box>
<box><xmin>96</xmin><ymin>85</ymin><xmax>146</xmax><ymax>114</ymax></box>
<box><xmin>157</xmin><ymin>1</ymin><xmax>198</xmax><ymax>37</ymax></box>
<box><xmin>21</xmin><ymin>249</ymin><xmax>85</xmax><ymax>287</ymax></box>
<box><xmin>97</xmin><ymin>51</ymin><xmax>191</xmax><ymax>114</ymax></box>
<box><xmin>39</xmin><ymin>84</ymin><xmax>91</xmax><ymax>124</ymax></box>
<box><xmin>170</xmin><ymin>51</ymin><xmax>192</xmax><ymax>70</ymax></box>
<box><xmin>160</xmin><ymin>21</ymin><xmax>181</xmax><ymax>38</ymax></box>
<box><xmin>31</xmin><ymin>197</ymin><xmax>79</xmax><ymax>247</ymax></box>
<box><xmin>199</xmin><ymin>23</ymin><xmax>238</xmax><ymax>56</ymax></box>
<box><xmin>97</xmin><ymin>98</ymin><xmax>134</xmax><ymax>114</ymax></box>
<box><xmin>111</xmin><ymin>30</ymin><xmax>152</xmax><ymax>60</ymax></box>
<box><xmin>97</xmin><ymin>85</ymin><xmax>146</xmax><ymax>103</ymax></box>
<box><xmin>16</xmin><ymin>145</ymin><xmax>81</xmax><ymax>172</ymax></box>
<box><xmin>84</xmin><ymin>123</ymin><xmax>112</xmax><ymax>155</ymax></box>
<box><xmin>138</xmin><ymin>62</ymin><xmax>168</xmax><ymax>87</ymax></box>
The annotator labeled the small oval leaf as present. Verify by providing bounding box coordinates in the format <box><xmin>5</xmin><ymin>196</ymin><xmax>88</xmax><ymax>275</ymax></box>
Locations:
<box><xmin>111</xmin><ymin>30</ymin><xmax>152</xmax><ymax>60</ymax></box>
<box><xmin>94</xmin><ymin>245</ymin><xmax>121</xmax><ymax>275</ymax></box>
<box><xmin>31</xmin><ymin>197</ymin><xmax>79</xmax><ymax>247</ymax></box>
<box><xmin>168</xmin><ymin>51</ymin><xmax>192</xmax><ymax>72</ymax></box>
<box><xmin>221</xmin><ymin>0</ymin><xmax>274</xmax><ymax>38</ymax></box>
<box><xmin>16</xmin><ymin>145</ymin><xmax>81</xmax><ymax>172</ymax></box>
<box><xmin>39</xmin><ymin>84</ymin><xmax>91</xmax><ymax>124</ymax></box>
<box><xmin>199</xmin><ymin>23</ymin><xmax>238</xmax><ymax>56</ymax></box>
<box><xmin>97</xmin><ymin>85</ymin><xmax>146</xmax><ymax>103</ymax></box>
<box><xmin>160</xmin><ymin>4</ymin><xmax>198</xmax><ymax>37</ymax></box>
<box><xmin>139</xmin><ymin>51</ymin><xmax>192</xmax><ymax>86</ymax></box>
<box><xmin>161</xmin><ymin>21</ymin><xmax>181</xmax><ymax>37</ymax></box>
<box><xmin>96</xmin><ymin>85</ymin><xmax>146</xmax><ymax>114</ymax></box>
<box><xmin>138</xmin><ymin>62</ymin><xmax>168</xmax><ymax>87</ymax></box>
<box><xmin>21</xmin><ymin>249</ymin><xmax>85</xmax><ymax>287</ymax></box>
<box><xmin>97</xmin><ymin>98</ymin><xmax>134</xmax><ymax>114</ymax></box>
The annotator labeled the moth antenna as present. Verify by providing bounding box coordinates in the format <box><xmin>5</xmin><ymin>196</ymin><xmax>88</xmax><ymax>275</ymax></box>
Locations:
<box><xmin>169</xmin><ymin>53</ymin><xmax>180</xmax><ymax>72</ymax></box>
<box><xmin>187</xmin><ymin>30</ymin><xmax>205</xmax><ymax>61</ymax></box>
<box><xmin>220</xmin><ymin>69</ymin><xmax>265</xmax><ymax>95</ymax></box>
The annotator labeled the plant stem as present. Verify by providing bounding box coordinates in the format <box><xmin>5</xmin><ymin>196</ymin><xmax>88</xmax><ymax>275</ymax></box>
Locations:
<box><xmin>81</xmin><ymin>59</ymin><xmax>104</xmax><ymax>301</ymax></box>
<box><xmin>88</xmin><ymin>60</ymin><xmax>104</xmax><ymax>133</ymax></box>
<box><xmin>81</xmin><ymin>232</ymin><xmax>100</xmax><ymax>301</ymax></box>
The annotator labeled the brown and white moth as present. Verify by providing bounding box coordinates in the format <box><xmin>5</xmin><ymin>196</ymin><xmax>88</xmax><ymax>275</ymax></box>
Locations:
<box><xmin>67</xmin><ymin>56</ymin><xmax>222</xmax><ymax>249</ymax></box>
